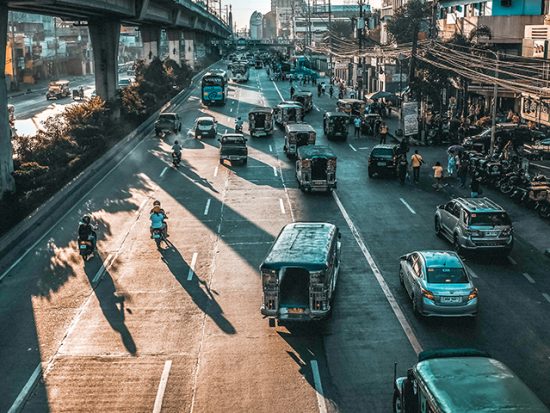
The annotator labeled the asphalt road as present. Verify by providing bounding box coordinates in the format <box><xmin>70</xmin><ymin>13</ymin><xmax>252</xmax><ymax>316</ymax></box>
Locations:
<box><xmin>1</xmin><ymin>63</ymin><xmax>549</xmax><ymax>413</ymax></box>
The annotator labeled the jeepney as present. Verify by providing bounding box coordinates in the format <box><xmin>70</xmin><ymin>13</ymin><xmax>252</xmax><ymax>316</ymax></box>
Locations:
<box><xmin>260</xmin><ymin>222</ymin><xmax>341</xmax><ymax>326</ymax></box>
<box><xmin>248</xmin><ymin>107</ymin><xmax>273</xmax><ymax>137</ymax></box>
<box><xmin>337</xmin><ymin>98</ymin><xmax>365</xmax><ymax>117</ymax></box>
<box><xmin>323</xmin><ymin>112</ymin><xmax>349</xmax><ymax>140</ymax></box>
<box><xmin>283</xmin><ymin>123</ymin><xmax>316</xmax><ymax>157</ymax></box>
<box><xmin>46</xmin><ymin>80</ymin><xmax>71</xmax><ymax>100</ymax></box>
<box><xmin>393</xmin><ymin>348</ymin><xmax>550</xmax><ymax>413</ymax></box>
<box><xmin>292</xmin><ymin>91</ymin><xmax>313</xmax><ymax>112</ymax></box>
<box><xmin>274</xmin><ymin>102</ymin><xmax>304</xmax><ymax>126</ymax></box>
<box><xmin>296</xmin><ymin>145</ymin><xmax>337</xmax><ymax>192</ymax></box>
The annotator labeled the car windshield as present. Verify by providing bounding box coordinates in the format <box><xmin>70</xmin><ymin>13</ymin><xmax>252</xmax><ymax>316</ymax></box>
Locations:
<box><xmin>426</xmin><ymin>267</ymin><xmax>468</xmax><ymax>284</ymax></box>
<box><xmin>467</xmin><ymin>212</ymin><xmax>511</xmax><ymax>226</ymax></box>
<box><xmin>159</xmin><ymin>114</ymin><xmax>175</xmax><ymax>121</ymax></box>
<box><xmin>198</xmin><ymin>119</ymin><xmax>214</xmax><ymax>126</ymax></box>
<box><xmin>371</xmin><ymin>148</ymin><xmax>393</xmax><ymax>159</ymax></box>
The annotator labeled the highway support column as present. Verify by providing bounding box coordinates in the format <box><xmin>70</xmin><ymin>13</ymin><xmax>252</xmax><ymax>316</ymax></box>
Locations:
<box><xmin>141</xmin><ymin>25</ymin><xmax>161</xmax><ymax>62</ymax></box>
<box><xmin>89</xmin><ymin>19</ymin><xmax>120</xmax><ymax>102</ymax></box>
<box><xmin>0</xmin><ymin>3</ymin><xmax>15</xmax><ymax>197</ymax></box>
<box><xmin>183</xmin><ymin>31</ymin><xmax>196</xmax><ymax>70</ymax></box>
<box><xmin>167</xmin><ymin>30</ymin><xmax>182</xmax><ymax>64</ymax></box>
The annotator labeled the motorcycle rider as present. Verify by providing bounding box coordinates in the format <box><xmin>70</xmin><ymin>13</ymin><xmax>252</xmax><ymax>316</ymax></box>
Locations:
<box><xmin>150</xmin><ymin>200</ymin><xmax>168</xmax><ymax>238</ymax></box>
<box><xmin>172</xmin><ymin>140</ymin><xmax>182</xmax><ymax>164</ymax></box>
<box><xmin>78</xmin><ymin>214</ymin><xmax>97</xmax><ymax>250</ymax></box>
<box><xmin>235</xmin><ymin>116</ymin><xmax>243</xmax><ymax>133</ymax></box>
<box><xmin>79</xmin><ymin>86</ymin><xmax>84</xmax><ymax>99</ymax></box>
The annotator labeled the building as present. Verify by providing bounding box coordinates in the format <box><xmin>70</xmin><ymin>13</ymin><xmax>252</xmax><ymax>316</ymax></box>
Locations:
<box><xmin>271</xmin><ymin>0</ymin><xmax>305</xmax><ymax>39</ymax></box>
<box><xmin>263</xmin><ymin>11</ymin><xmax>277</xmax><ymax>40</ymax></box>
<box><xmin>250</xmin><ymin>11</ymin><xmax>264</xmax><ymax>39</ymax></box>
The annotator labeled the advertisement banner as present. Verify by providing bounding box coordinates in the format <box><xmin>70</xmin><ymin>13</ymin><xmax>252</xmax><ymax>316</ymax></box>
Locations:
<box><xmin>402</xmin><ymin>101</ymin><xmax>418</xmax><ymax>136</ymax></box>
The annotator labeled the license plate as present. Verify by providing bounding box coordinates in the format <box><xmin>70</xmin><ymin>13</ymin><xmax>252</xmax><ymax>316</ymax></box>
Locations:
<box><xmin>377</xmin><ymin>162</ymin><xmax>386</xmax><ymax>166</ymax></box>
<box><xmin>441</xmin><ymin>296</ymin><xmax>462</xmax><ymax>303</ymax></box>
<box><xmin>153</xmin><ymin>233</ymin><xmax>161</xmax><ymax>239</ymax></box>
<box><xmin>79</xmin><ymin>244</ymin><xmax>88</xmax><ymax>250</ymax></box>
<box><xmin>229</xmin><ymin>156</ymin><xmax>239</xmax><ymax>160</ymax></box>
<box><xmin>485</xmin><ymin>231</ymin><xmax>498</xmax><ymax>237</ymax></box>
<box><xmin>288</xmin><ymin>308</ymin><xmax>305</xmax><ymax>314</ymax></box>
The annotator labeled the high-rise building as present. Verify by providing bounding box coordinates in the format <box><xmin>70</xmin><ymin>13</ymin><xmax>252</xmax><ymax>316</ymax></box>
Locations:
<box><xmin>263</xmin><ymin>11</ymin><xmax>277</xmax><ymax>40</ymax></box>
<box><xmin>272</xmin><ymin>0</ymin><xmax>305</xmax><ymax>39</ymax></box>
<box><xmin>250</xmin><ymin>11</ymin><xmax>264</xmax><ymax>39</ymax></box>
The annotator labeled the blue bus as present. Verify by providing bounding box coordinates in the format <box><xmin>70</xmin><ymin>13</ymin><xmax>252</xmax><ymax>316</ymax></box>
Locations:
<box><xmin>201</xmin><ymin>72</ymin><xmax>226</xmax><ymax>106</ymax></box>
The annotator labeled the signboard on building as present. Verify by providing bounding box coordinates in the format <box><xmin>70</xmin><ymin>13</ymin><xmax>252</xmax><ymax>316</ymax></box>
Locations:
<box><xmin>521</xmin><ymin>95</ymin><xmax>550</xmax><ymax>126</ymax></box>
<box><xmin>402</xmin><ymin>101</ymin><xmax>418</xmax><ymax>136</ymax></box>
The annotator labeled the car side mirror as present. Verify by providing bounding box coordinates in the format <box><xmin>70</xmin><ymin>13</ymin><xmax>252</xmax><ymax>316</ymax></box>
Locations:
<box><xmin>438</xmin><ymin>204</ymin><xmax>445</xmax><ymax>209</ymax></box>
<box><xmin>217</xmin><ymin>138</ymin><xmax>220</xmax><ymax>142</ymax></box>
<box><xmin>399</xmin><ymin>255</ymin><xmax>408</xmax><ymax>261</ymax></box>
<box><xmin>338</xmin><ymin>233</ymin><xmax>342</xmax><ymax>239</ymax></box>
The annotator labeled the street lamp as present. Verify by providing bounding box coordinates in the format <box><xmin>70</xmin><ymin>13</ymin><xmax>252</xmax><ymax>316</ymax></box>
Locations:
<box><xmin>487</xmin><ymin>49</ymin><xmax>499</xmax><ymax>156</ymax></box>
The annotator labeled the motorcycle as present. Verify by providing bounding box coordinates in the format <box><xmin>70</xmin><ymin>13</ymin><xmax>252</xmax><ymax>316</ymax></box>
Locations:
<box><xmin>172</xmin><ymin>151</ymin><xmax>181</xmax><ymax>167</ymax></box>
<box><xmin>78</xmin><ymin>239</ymin><xmax>94</xmax><ymax>261</ymax></box>
<box><xmin>152</xmin><ymin>227</ymin><xmax>166</xmax><ymax>249</ymax></box>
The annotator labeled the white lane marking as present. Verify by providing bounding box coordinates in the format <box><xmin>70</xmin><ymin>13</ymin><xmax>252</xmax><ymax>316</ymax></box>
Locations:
<box><xmin>532</xmin><ymin>162</ymin><xmax>550</xmax><ymax>171</ymax></box>
<box><xmin>229</xmin><ymin>108</ymin><xmax>233</xmax><ymax>112</ymax></box>
<box><xmin>152</xmin><ymin>360</ymin><xmax>173</xmax><ymax>413</ymax></box>
<box><xmin>348</xmin><ymin>144</ymin><xmax>357</xmax><ymax>152</ymax></box>
<box><xmin>0</xmin><ymin>127</ymin><xmax>150</xmax><ymax>282</ymax></box>
<box><xmin>314</xmin><ymin>104</ymin><xmax>320</xmax><ymax>112</ymax></box>
<box><xmin>187</xmin><ymin>252</ymin><xmax>198</xmax><ymax>281</ymax></box>
<box><xmin>279</xmin><ymin>198</ymin><xmax>286</xmax><ymax>214</ymax></box>
<box><xmin>543</xmin><ymin>293</ymin><xmax>550</xmax><ymax>303</ymax></box>
<box><xmin>160</xmin><ymin>167</ymin><xmax>168</xmax><ymax>177</ymax></box>
<box><xmin>7</xmin><ymin>364</ymin><xmax>42</xmax><ymax>413</ymax></box>
<box><xmin>523</xmin><ymin>272</ymin><xmax>535</xmax><ymax>284</ymax></box>
<box><xmin>272</xmin><ymin>80</ymin><xmax>285</xmax><ymax>101</ymax></box>
<box><xmin>310</xmin><ymin>360</ymin><xmax>328</xmax><ymax>413</ymax></box>
<box><xmin>214</xmin><ymin>166</ymin><xmax>219</xmax><ymax>177</ymax></box>
<box><xmin>136</xmin><ymin>198</ymin><xmax>148</xmax><ymax>215</ymax></box>
<box><xmin>358</xmin><ymin>146</ymin><xmax>370</xmax><ymax>150</ymax></box>
<box><xmin>203</xmin><ymin>198</ymin><xmax>211</xmax><ymax>216</ymax></box>
<box><xmin>332</xmin><ymin>191</ymin><xmax>423</xmax><ymax>355</ymax></box>
<box><xmin>507</xmin><ymin>256</ymin><xmax>517</xmax><ymax>265</ymax></box>
<box><xmin>269</xmin><ymin>144</ymin><xmax>273</xmax><ymax>152</ymax></box>
<box><xmin>273</xmin><ymin>166</ymin><xmax>278</xmax><ymax>176</ymax></box>
<box><xmin>466</xmin><ymin>265</ymin><xmax>479</xmax><ymax>279</ymax></box>
<box><xmin>92</xmin><ymin>253</ymin><xmax>114</xmax><ymax>284</ymax></box>
<box><xmin>399</xmin><ymin>198</ymin><xmax>416</xmax><ymax>215</ymax></box>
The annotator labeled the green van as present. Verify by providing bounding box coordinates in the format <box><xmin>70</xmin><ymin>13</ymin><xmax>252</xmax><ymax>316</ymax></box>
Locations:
<box><xmin>393</xmin><ymin>349</ymin><xmax>549</xmax><ymax>413</ymax></box>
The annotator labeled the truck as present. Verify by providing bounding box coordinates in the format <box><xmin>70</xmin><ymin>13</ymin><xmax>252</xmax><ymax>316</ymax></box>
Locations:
<box><xmin>218</xmin><ymin>133</ymin><xmax>248</xmax><ymax>165</ymax></box>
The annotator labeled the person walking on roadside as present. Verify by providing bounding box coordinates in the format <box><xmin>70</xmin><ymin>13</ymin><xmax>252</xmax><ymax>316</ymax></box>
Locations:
<box><xmin>457</xmin><ymin>156</ymin><xmax>469</xmax><ymax>188</ymax></box>
<box><xmin>379</xmin><ymin>122</ymin><xmax>388</xmax><ymax>144</ymax></box>
<box><xmin>432</xmin><ymin>161</ymin><xmax>444</xmax><ymax>191</ymax></box>
<box><xmin>329</xmin><ymin>85</ymin><xmax>334</xmax><ymax>98</ymax></box>
<box><xmin>410</xmin><ymin>150</ymin><xmax>423</xmax><ymax>183</ymax></box>
<box><xmin>398</xmin><ymin>154</ymin><xmax>408</xmax><ymax>185</ymax></box>
<box><xmin>317</xmin><ymin>83</ymin><xmax>322</xmax><ymax>97</ymax></box>
<box><xmin>447</xmin><ymin>151</ymin><xmax>457</xmax><ymax>177</ymax></box>
<box><xmin>354</xmin><ymin>116</ymin><xmax>362</xmax><ymax>138</ymax></box>
<box><xmin>290</xmin><ymin>85</ymin><xmax>295</xmax><ymax>99</ymax></box>
<box><xmin>470</xmin><ymin>173</ymin><xmax>482</xmax><ymax>197</ymax></box>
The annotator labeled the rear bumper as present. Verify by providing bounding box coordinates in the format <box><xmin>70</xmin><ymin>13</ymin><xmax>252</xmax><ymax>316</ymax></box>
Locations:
<box><xmin>458</xmin><ymin>235</ymin><xmax>513</xmax><ymax>250</ymax></box>
<box><xmin>301</xmin><ymin>181</ymin><xmax>337</xmax><ymax>191</ymax></box>
<box><xmin>421</xmin><ymin>297</ymin><xmax>478</xmax><ymax>317</ymax></box>
<box><xmin>261</xmin><ymin>305</ymin><xmax>330</xmax><ymax>321</ymax></box>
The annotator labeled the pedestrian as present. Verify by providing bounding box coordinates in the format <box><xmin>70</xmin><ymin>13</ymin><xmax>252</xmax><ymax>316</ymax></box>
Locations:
<box><xmin>374</xmin><ymin>117</ymin><xmax>381</xmax><ymax>140</ymax></box>
<box><xmin>317</xmin><ymin>83</ymin><xmax>322</xmax><ymax>97</ymax></box>
<box><xmin>457</xmin><ymin>157</ymin><xmax>468</xmax><ymax>188</ymax></box>
<box><xmin>354</xmin><ymin>116</ymin><xmax>361</xmax><ymax>138</ymax></box>
<box><xmin>447</xmin><ymin>151</ymin><xmax>456</xmax><ymax>177</ymax></box>
<box><xmin>470</xmin><ymin>173</ymin><xmax>482</xmax><ymax>197</ymax></box>
<box><xmin>329</xmin><ymin>85</ymin><xmax>334</xmax><ymax>98</ymax></box>
<box><xmin>410</xmin><ymin>150</ymin><xmax>423</xmax><ymax>183</ymax></box>
<box><xmin>290</xmin><ymin>85</ymin><xmax>295</xmax><ymax>99</ymax></box>
<box><xmin>398</xmin><ymin>154</ymin><xmax>408</xmax><ymax>185</ymax></box>
<box><xmin>379</xmin><ymin>122</ymin><xmax>388</xmax><ymax>144</ymax></box>
<box><xmin>433</xmin><ymin>161</ymin><xmax>444</xmax><ymax>191</ymax></box>
<box><xmin>321</xmin><ymin>82</ymin><xmax>326</xmax><ymax>95</ymax></box>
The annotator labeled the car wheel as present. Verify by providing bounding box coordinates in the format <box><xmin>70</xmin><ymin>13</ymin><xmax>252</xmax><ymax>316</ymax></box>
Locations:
<box><xmin>412</xmin><ymin>294</ymin><xmax>421</xmax><ymax>316</ymax></box>
<box><xmin>243</xmin><ymin>158</ymin><xmax>248</xmax><ymax>165</ymax></box>
<box><xmin>435</xmin><ymin>218</ymin><xmax>442</xmax><ymax>237</ymax></box>
<box><xmin>399</xmin><ymin>268</ymin><xmax>404</xmax><ymax>286</ymax></box>
<box><xmin>453</xmin><ymin>235</ymin><xmax>463</xmax><ymax>254</ymax></box>
<box><xmin>368</xmin><ymin>169</ymin><xmax>374</xmax><ymax>178</ymax></box>
<box><xmin>392</xmin><ymin>391</ymin><xmax>403</xmax><ymax>413</ymax></box>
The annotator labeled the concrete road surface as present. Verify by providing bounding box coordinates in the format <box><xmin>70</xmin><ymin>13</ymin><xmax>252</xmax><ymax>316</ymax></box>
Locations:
<box><xmin>1</xmin><ymin>63</ymin><xmax>549</xmax><ymax>413</ymax></box>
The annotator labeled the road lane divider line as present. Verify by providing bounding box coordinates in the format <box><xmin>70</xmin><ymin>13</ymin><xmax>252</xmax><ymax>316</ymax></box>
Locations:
<box><xmin>136</xmin><ymin>198</ymin><xmax>148</xmax><ymax>215</ymax></box>
<box><xmin>229</xmin><ymin>107</ymin><xmax>233</xmax><ymax>112</ymax></box>
<box><xmin>358</xmin><ymin>146</ymin><xmax>370</xmax><ymax>150</ymax></box>
<box><xmin>279</xmin><ymin>198</ymin><xmax>286</xmax><ymax>214</ymax></box>
<box><xmin>348</xmin><ymin>144</ymin><xmax>357</xmax><ymax>152</ymax></box>
<box><xmin>332</xmin><ymin>191</ymin><xmax>423</xmax><ymax>355</ymax></box>
<box><xmin>310</xmin><ymin>360</ymin><xmax>328</xmax><ymax>413</ymax></box>
<box><xmin>7</xmin><ymin>363</ymin><xmax>42</xmax><ymax>413</ymax></box>
<box><xmin>203</xmin><ymin>198</ymin><xmax>211</xmax><ymax>216</ymax></box>
<box><xmin>272</xmin><ymin>80</ymin><xmax>285</xmax><ymax>101</ymax></box>
<box><xmin>152</xmin><ymin>360</ymin><xmax>173</xmax><ymax>413</ymax></box>
<box><xmin>214</xmin><ymin>166</ymin><xmax>219</xmax><ymax>177</ymax></box>
<box><xmin>399</xmin><ymin>198</ymin><xmax>416</xmax><ymax>215</ymax></box>
<box><xmin>269</xmin><ymin>144</ymin><xmax>273</xmax><ymax>152</ymax></box>
<box><xmin>92</xmin><ymin>253</ymin><xmax>114</xmax><ymax>284</ymax></box>
<box><xmin>187</xmin><ymin>252</ymin><xmax>198</xmax><ymax>281</ymax></box>
<box><xmin>314</xmin><ymin>104</ymin><xmax>320</xmax><ymax>112</ymax></box>
<box><xmin>273</xmin><ymin>166</ymin><xmax>278</xmax><ymax>176</ymax></box>
<box><xmin>507</xmin><ymin>256</ymin><xmax>517</xmax><ymax>265</ymax></box>
<box><xmin>466</xmin><ymin>265</ymin><xmax>479</xmax><ymax>278</ymax></box>
<box><xmin>160</xmin><ymin>167</ymin><xmax>168</xmax><ymax>177</ymax></box>
<box><xmin>543</xmin><ymin>293</ymin><xmax>550</xmax><ymax>303</ymax></box>
<box><xmin>523</xmin><ymin>273</ymin><xmax>535</xmax><ymax>284</ymax></box>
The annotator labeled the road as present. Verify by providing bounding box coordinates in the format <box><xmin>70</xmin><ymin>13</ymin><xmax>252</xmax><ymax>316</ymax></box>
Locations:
<box><xmin>1</xmin><ymin>63</ymin><xmax>550</xmax><ymax>413</ymax></box>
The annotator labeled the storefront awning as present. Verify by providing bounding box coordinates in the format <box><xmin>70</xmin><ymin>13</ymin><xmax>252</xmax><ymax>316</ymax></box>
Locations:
<box><xmin>440</xmin><ymin>0</ymin><xmax>484</xmax><ymax>7</ymax></box>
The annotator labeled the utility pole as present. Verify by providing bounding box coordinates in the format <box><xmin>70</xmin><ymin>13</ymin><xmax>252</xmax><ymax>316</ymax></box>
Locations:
<box><xmin>307</xmin><ymin>0</ymin><xmax>312</xmax><ymax>49</ymax></box>
<box><xmin>490</xmin><ymin>51</ymin><xmax>499</xmax><ymax>156</ymax></box>
<box><xmin>358</xmin><ymin>0</ymin><xmax>363</xmax><ymax>99</ymax></box>
<box><xmin>328</xmin><ymin>0</ymin><xmax>332</xmax><ymax>80</ymax></box>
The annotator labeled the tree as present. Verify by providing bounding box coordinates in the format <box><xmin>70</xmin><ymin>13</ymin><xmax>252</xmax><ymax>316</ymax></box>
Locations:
<box><xmin>386</xmin><ymin>0</ymin><xmax>432</xmax><ymax>45</ymax></box>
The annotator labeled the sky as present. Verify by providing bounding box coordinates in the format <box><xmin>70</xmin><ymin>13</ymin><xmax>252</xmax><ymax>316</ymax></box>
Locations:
<box><xmin>230</xmin><ymin>0</ymin><xmax>382</xmax><ymax>31</ymax></box>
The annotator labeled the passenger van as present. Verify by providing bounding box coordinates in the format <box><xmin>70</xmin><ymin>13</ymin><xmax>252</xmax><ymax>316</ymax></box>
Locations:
<box><xmin>260</xmin><ymin>222</ymin><xmax>341</xmax><ymax>326</ymax></box>
<box><xmin>393</xmin><ymin>349</ymin><xmax>549</xmax><ymax>413</ymax></box>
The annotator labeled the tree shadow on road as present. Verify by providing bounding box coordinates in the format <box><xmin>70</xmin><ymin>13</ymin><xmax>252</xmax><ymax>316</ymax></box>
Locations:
<box><xmin>159</xmin><ymin>243</ymin><xmax>236</xmax><ymax>335</ymax></box>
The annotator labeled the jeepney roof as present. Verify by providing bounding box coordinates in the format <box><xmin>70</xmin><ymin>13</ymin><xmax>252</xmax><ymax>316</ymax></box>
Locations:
<box><xmin>277</xmin><ymin>102</ymin><xmax>302</xmax><ymax>109</ymax></box>
<box><xmin>415</xmin><ymin>356</ymin><xmax>549</xmax><ymax>413</ymax></box>
<box><xmin>294</xmin><ymin>91</ymin><xmax>312</xmax><ymax>97</ymax></box>
<box><xmin>297</xmin><ymin>145</ymin><xmax>336</xmax><ymax>160</ymax></box>
<box><xmin>49</xmin><ymin>80</ymin><xmax>69</xmax><ymax>85</ymax></box>
<box><xmin>261</xmin><ymin>222</ymin><xmax>337</xmax><ymax>271</ymax></box>
<box><xmin>249</xmin><ymin>107</ymin><xmax>272</xmax><ymax>114</ymax></box>
<box><xmin>285</xmin><ymin>123</ymin><xmax>315</xmax><ymax>133</ymax></box>
<box><xmin>325</xmin><ymin>112</ymin><xmax>349</xmax><ymax>118</ymax></box>
<box><xmin>338</xmin><ymin>99</ymin><xmax>364</xmax><ymax>104</ymax></box>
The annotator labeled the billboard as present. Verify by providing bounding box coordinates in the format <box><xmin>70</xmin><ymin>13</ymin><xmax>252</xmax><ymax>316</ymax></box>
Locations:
<box><xmin>402</xmin><ymin>101</ymin><xmax>418</xmax><ymax>136</ymax></box>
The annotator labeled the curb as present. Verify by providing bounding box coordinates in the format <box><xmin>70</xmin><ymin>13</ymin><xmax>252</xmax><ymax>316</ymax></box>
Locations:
<box><xmin>0</xmin><ymin>64</ymin><xmax>214</xmax><ymax>279</ymax></box>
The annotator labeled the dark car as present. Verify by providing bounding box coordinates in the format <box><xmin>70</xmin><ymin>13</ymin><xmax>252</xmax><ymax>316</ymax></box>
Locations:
<box><xmin>219</xmin><ymin>133</ymin><xmax>248</xmax><ymax>165</ymax></box>
<box><xmin>368</xmin><ymin>144</ymin><xmax>399</xmax><ymax>178</ymax></box>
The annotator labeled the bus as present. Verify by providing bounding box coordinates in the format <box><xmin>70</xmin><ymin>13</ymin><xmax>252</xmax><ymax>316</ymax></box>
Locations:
<box><xmin>229</xmin><ymin>62</ymin><xmax>249</xmax><ymax>83</ymax></box>
<box><xmin>201</xmin><ymin>72</ymin><xmax>226</xmax><ymax>106</ymax></box>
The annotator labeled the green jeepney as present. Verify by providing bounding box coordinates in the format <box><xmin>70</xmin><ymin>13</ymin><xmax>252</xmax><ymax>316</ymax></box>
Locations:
<box><xmin>260</xmin><ymin>222</ymin><xmax>341</xmax><ymax>326</ymax></box>
<box><xmin>393</xmin><ymin>348</ymin><xmax>550</xmax><ymax>413</ymax></box>
<box><xmin>296</xmin><ymin>145</ymin><xmax>337</xmax><ymax>192</ymax></box>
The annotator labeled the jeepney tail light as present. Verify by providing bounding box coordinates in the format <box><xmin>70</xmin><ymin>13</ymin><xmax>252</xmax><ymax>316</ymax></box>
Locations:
<box><xmin>303</xmin><ymin>159</ymin><xmax>311</xmax><ymax>168</ymax></box>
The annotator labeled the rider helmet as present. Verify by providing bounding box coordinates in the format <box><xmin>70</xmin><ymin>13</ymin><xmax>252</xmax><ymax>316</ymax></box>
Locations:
<box><xmin>174</xmin><ymin>140</ymin><xmax>179</xmax><ymax>145</ymax></box>
<box><xmin>82</xmin><ymin>214</ymin><xmax>91</xmax><ymax>225</ymax></box>
<box><xmin>153</xmin><ymin>200</ymin><xmax>161</xmax><ymax>206</ymax></box>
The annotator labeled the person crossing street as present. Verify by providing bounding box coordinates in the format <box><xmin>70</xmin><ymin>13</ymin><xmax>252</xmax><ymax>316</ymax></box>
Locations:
<box><xmin>410</xmin><ymin>150</ymin><xmax>423</xmax><ymax>183</ymax></box>
<box><xmin>354</xmin><ymin>116</ymin><xmax>362</xmax><ymax>138</ymax></box>
<box><xmin>379</xmin><ymin>122</ymin><xmax>388</xmax><ymax>144</ymax></box>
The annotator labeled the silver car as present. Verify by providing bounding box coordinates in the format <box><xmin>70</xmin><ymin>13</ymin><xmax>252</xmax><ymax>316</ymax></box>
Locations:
<box><xmin>399</xmin><ymin>250</ymin><xmax>478</xmax><ymax>317</ymax></box>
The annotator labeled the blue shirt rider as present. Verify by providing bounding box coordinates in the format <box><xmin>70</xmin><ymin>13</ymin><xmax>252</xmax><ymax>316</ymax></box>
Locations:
<box><xmin>150</xmin><ymin>200</ymin><xmax>168</xmax><ymax>237</ymax></box>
